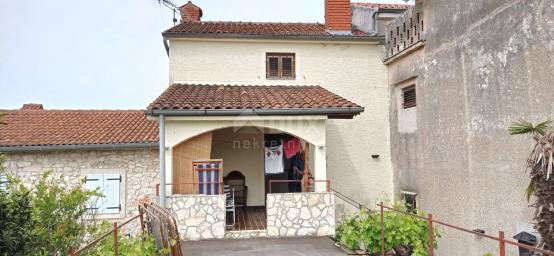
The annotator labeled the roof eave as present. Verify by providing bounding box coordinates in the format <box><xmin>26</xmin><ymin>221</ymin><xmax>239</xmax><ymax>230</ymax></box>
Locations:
<box><xmin>0</xmin><ymin>142</ymin><xmax>159</xmax><ymax>153</ymax></box>
<box><xmin>146</xmin><ymin>107</ymin><xmax>365</xmax><ymax>119</ymax></box>
<box><xmin>162</xmin><ymin>32</ymin><xmax>385</xmax><ymax>43</ymax></box>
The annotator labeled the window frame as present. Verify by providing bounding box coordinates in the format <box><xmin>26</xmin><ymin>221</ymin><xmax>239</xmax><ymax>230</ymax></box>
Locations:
<box><xmin>401</xmin><ymin>84</ymin><xmax>416</xmax><ymax>109</ymax></box>
<box><xmin>266</xmin><ymin>53</ymin><xmax>296</xmax><ymax>79</ymax></box>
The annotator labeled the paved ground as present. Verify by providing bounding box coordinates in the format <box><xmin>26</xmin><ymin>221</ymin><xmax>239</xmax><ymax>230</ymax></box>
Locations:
<box><xmin>182</xmin><ymin>236</ymin><xmax>347</xmax><ymax>256</ymax></box>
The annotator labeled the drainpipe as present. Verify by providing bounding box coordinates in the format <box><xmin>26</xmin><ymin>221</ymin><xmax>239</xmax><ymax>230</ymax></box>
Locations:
<box><xmin>159</xmin><ymin>114</ymin><xmax>166</xmax><ymax>208</ymax></box>
<box><xmin>369</xmin><ymin>9</ymin><xmax>382</xmax><ymax>36</ymax></box>
<box><xmin>370</xmin><ymin>8</ymin><xmax>406</xmax><ymax>36</ymax></box>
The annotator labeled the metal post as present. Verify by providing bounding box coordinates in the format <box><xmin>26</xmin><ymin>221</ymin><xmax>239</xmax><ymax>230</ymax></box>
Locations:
<box><xmin>428</xmin><ymin>214</ymin><xmax>434</xmax><ymax>256</ymax></box>
<box><xmin>380</xmin><ymin>202</ymin><xmax>385</xmax><ymax>256</ymax></box>
<box><xmin>499</xmin><ymin>231</ymin><xmax>506</xmax><ymax>256</ymax></box>
<box><xmin>159</xmin><ymin>114</ymin><xmax>166</xmax><ymax>208</ymax></box>
<box><xmin>139</xmin><ymin>207</ymin><xmax>145</xmax><ymax>232</ymax></box>
<box><xmin>113</xmin><ymin>222</ymin><xmax>119</xmax><ymax>256</ymax></box>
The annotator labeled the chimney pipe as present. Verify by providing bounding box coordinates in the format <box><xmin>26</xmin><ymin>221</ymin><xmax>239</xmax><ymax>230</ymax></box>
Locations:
<box><xmin>179</xmin><ymin>1</ymin><xmax>203</xmax><ymax>22</ymax></box>
<box><xmin>325</xmin><ymin>0</ymin><xmax>352</xmax><ymax>34</ymax></box>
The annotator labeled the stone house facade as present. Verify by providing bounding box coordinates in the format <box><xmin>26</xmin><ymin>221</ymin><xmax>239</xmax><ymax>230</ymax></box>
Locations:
<box><xmin>0</xmin><ymin>0</ymin><xmax>410</xmax><ymax>241</ymax></box>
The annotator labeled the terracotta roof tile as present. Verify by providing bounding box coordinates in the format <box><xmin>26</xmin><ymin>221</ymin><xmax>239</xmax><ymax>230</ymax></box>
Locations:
<box><xmin>351</xmin><ymin>2</ymin><xmax>412</xmax><ymax>9</ymax></box>
<box><xmin>163</xmin><ymin>21</ymin><xmax>369</xmax><ymax>37</ymax></box>
<box><xmin>147</xmin><ymin>84</ymin><xmax>362</xmax><ymax>111</ymax></box>
<box><xmin>0</xmin><ymin>108</ymin><xmax>158</xmax><ymax>148</ymax></box>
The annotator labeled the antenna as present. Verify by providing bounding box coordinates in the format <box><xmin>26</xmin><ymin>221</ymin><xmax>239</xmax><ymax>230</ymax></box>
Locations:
<box><xmin>156</xmin><ymin>0</ymin><xmax>181</xmax><ymax>26</ymax></box>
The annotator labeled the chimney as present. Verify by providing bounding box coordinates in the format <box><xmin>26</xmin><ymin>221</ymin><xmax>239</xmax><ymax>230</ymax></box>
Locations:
<box><xmin>21</xmin><ymin>103</ymin><xmax>43</xmax><ymax>110</ymax></box>
<box><xmin>325</xmin><ymin>0</ymin><xmax>352</xmax><ymax>34</ymax></box>
<box><xmin>179</xmin><ymin>1</ymin><xmax>203</xmax><ymax>22</ymax></box>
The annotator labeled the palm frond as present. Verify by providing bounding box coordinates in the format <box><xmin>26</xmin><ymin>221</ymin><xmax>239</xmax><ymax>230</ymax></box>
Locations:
<box><xmin>509</xmin><ymin>119</ymin><xmax>552</xmax><ymax>136</ymax></box>
<box><xmin>524</xmin><ymin>181</ymin><xmax>536</xmax><ymax>202</ymax></box>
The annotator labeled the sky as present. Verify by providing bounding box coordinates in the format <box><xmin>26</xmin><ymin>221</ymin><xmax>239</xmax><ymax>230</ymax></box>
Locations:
<box><xmin>0</xmin><ymin>0</ymin><xmax>411</xmax><ymax>110</ymax></box>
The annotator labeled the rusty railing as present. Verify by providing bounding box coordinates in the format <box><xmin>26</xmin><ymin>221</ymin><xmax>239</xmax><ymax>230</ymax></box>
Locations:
<box><xmin>376</xmin><ymin>202</ymin><xmax>554</xmax><ymax>256</ymax></box>
<box><xmin>69</xmin><ymin>214</ymin><xmax>143</xmax><ymax>256</ymax></box>
<box><xmin>268</xmin><ymin>179</ymin><xmax>330</xmax><ymax>193</ymax></box>
<box><xmin>69</xmin><ymin>200</ymin><xmax>182</xmax><ymax>256</ymax></box>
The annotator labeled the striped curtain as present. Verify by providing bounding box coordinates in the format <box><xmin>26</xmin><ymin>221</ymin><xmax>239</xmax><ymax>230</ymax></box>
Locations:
<box><xmin>194</xmin><ymin>161</ymin><xmax>222</xmax><ymax>195</ymax></box>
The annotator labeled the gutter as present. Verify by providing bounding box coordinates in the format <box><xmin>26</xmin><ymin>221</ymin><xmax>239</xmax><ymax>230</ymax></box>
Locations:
<box><xmin>162</xmin><ymin>33</ymin><xmax>384</xmax><ymax>43</ymax></box>
<box><xmin>145</xmin><ymin>107</ymin><xmax>365</xmax><ymax>117</ymax></box>
<box><xmin>0</xmin><ymin>142</ymin><xmax>159</xmax><ymax>153</ymax></box>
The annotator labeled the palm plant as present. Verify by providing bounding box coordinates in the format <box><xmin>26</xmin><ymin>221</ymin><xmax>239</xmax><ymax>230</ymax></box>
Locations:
<box><xmin>510</xmin><ymin>119</ymin><xmax>554</xmax><ymax>250</ymax></box>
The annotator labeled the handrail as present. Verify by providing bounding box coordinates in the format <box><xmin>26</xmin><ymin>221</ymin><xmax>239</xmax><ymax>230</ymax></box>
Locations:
<box><xmin>377</xmin><ymin>202</ymin><xmax>554</xmax><ymax>256</ymax></box>
<box><xmin>331</xmin><ymin>188</ymin><xmax>372</xmax><ymax>211</ymax></box>
<box><xmin>70</xmin><ymin>214</ymin><xmax>142</xmax><ymax>255</ymax></box>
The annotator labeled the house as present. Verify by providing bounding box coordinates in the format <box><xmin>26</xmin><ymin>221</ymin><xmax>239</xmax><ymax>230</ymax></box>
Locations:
<box><xmin>384</xmin><ymin>0</ymin><xmax>553</xmax><ymax>255</ymax></box>
<box><xmin>0</xmin><ymin>0</ymin><xmax>410</xmax><ymax>241</ymax></box>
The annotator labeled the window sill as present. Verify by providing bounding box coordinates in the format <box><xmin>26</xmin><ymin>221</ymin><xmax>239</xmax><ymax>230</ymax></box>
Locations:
<box><xmin>266</xmin><ymin>77</ymin><xmax>296</xmax><ymax>80</ymax></box>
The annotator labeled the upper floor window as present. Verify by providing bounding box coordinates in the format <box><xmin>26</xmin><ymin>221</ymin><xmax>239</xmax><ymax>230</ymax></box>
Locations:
<box><xmin>402</xmin><ymin>85</ymin><xmax>416</xmax><ymax>109</ymax></box>
<box><xmin>266</xmin><ymin>53</ymin><xmax>295</xmax><ymax>79</ymax></box>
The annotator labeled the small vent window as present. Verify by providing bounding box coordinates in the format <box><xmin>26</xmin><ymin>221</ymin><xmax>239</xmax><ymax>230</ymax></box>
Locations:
<box><xmin>402</xmin><ymin>85</ymin><xmax>416</xmax><ymax>109</ymax></box>
<box><xmin>266</xmin><ymin>53</ymin><xmax>295</xmax><ymax>79</ymax></box>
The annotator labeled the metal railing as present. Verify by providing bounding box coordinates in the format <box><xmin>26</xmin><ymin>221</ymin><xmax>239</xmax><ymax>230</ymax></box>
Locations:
<box><xmin>69</xmin><ymin>200</ymin><xmax>182</xmax><ymax>256</ymax></box>
<box><xmin>155</xmin><ymin>182</ymin><xmax>224</xmax><ymax>196</ymax></box>
<box><xmin>69</xmin><ymin>214</ymin><xmax>143</xmax><ymax>256</ymax></box>
<box><xmin>331</xmin><ymin>188</ymin><xmax>372</xmax><ymax>212</ymax></box>
<box><xmin>375</xmin><ymin>202</ymin><xmax>554</xmax><ymax>256</ymax></box>
<box><xmin>268</xmin><ymin>179</ymin><xmax>330</xmax><ymax>193</ymax></box>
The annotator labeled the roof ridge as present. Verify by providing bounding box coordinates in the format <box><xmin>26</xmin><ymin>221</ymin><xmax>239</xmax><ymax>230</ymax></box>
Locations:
<box><xmin>171</xmin><ymin>83</ymin><xmax>320</xmax><ymax>87</ymax></box>
<box><xmin>15</xmin><ymin>109</ymin><xmax>146</xmax><ymax>112</ymax></box>
<box><xmin>180</xmin><ymin>20</ymin><xmax>323</xmax><ymax>25</ymax></box>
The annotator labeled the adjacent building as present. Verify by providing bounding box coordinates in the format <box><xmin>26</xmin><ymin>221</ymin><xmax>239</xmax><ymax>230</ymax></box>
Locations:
<box><xmin>385</xmin><ymin>0</ymin><xmax>553</xmax><ymax>255</ymax></box>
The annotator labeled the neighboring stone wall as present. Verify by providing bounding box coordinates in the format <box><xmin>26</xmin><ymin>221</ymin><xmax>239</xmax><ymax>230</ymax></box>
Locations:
<box><xmin>3</xmin><ymin>149</ymin><xmax>159</xmax><ymax>231</ymax></box>
<box><xmin>266</xmin><ymin>192</ymin><xmax>335</xmax><ymax>237</ymax></box>
<box><xmin>167</xmin><ymin>194</ymin><xmax>226</xmax><ymax>241</ymax></box>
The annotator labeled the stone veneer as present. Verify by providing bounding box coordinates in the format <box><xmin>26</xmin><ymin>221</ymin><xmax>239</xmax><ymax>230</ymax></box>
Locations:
<box><xmin>166</xmin><ymin>194</ymin><xmax>226</xmax><ymax>241</ymax></box>
<box><xmin>266</xmin><ymin>192</ymin><xmax>335</xmax><ymax>237</ymax></box>
<box><xmin>3</xmin><ymin>149</ymin><xmax>159</xmax><ymax>232</ymax></box>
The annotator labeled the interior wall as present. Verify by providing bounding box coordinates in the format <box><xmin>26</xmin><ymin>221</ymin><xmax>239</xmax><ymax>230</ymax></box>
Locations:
<box><xmin>210</xmin><ymin>127</ymin><xmax>265</xmax><ymax>206</ymax></box>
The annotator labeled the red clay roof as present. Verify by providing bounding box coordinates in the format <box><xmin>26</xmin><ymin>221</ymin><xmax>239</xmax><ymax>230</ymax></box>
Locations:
<box><xmin>0</xmin><ymin>107</ymin><xmax>158</xmax><ymax>149</ymax></box>
<box><xmin>147</xmin><ymin>84</ymin><xmax>362</xmax><ymax>112</ymax></box>
<box><xmin>351</xmin><ymin>2</ymin><xmax>412</xmax><ymax>9</ymax></box>
<box><xmin>163</xmin><ymin>21</ymin><xmax>369</xmax><ymax>37</ymax></box>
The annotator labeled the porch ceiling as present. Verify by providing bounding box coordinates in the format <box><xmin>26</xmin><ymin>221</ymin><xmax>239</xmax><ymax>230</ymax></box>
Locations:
<box><xmin>146</xmin><ymin>84</ymin><xmax>364</xmax><ymax>119</ymax></box>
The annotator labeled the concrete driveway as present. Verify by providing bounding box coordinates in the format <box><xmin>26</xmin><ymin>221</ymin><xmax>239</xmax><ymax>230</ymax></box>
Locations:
<box><xmin>181</xmin><ymin>237</ymin><xmax>346</xmax><ymax>256</ymax></box>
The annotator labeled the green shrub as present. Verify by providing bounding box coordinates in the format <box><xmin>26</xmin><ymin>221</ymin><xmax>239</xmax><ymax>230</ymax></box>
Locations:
<box><xmin>82</xmin><ymin>225</ymin><xmax>160</xmax><ymax>256</ymax></box>
<box><xmin>0</xmin><ymin>168</ymin><xmax>99</xmax><ymax>255</ymax></box>
<box><xmin>0</xmin><ymin>170</ymin><xmax>34</xmax><ymax>255</ymax></box>
<box><xmin>336</xmin><ymin>204</ymin><xmax>440</xmax><ymax>256</ymax></box>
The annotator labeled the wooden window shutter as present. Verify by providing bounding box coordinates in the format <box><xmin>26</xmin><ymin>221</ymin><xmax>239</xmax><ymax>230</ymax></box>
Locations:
<box><xmin>267</xmin><ymin>56</ymin><xmax>279</xmax><ymax>78</ymax></box>
<box><xmin>281</xmin><ymin>56</ymin><xmax>294</xmax><ymax>78</ymax></box>
<box><xmin>84</xmin><ymin>174</ymin><xmax>103</xmax><ymax>211</ymax></box>
<box><xmin>266</xmin><ymin>53</ymin><xmax>295</xmax><ymax>79</ymax></box>
<box><xmin>402</xmin><ymin>85</ymin><xmax>416</xmax><ymax>109</ymax></box>
<box><xmin>103</xmin><ymin>173</ymin><xmax>121</xmax><ymax>214</ymax></box>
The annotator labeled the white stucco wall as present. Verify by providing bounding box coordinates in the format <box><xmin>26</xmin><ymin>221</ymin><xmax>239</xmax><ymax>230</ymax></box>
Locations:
<box><xmin>161</xmin><ymin>115</ymin><xmax>328</xmax><ymax>195</ymax></box>
<box><xmin>166</xmin><ymin>38</ymin><xmax>393</xmax><ymax>206</ymax></box>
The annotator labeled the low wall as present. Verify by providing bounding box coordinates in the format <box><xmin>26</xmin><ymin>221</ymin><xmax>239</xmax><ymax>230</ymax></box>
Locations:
<box><xmin>166</xmin><ymin>194</ymin><xmax>226</xmax><ymax>241</ymax></box>
<box><xmin>266</xmin><ymin>192</ymin><xmax>335</xmax><ymax>237</ymax></box>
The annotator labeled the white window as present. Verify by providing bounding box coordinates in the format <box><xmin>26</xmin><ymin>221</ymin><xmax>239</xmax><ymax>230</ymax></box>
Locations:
<box><xmin>0</xmin><ymin>174</ymin><xmax>7</xmax><ymax>191</ymax></box>
<box><xmin>85</xmin><ymin>173</ymin><xmax>122</xmax><ymax>214</ymax></box>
